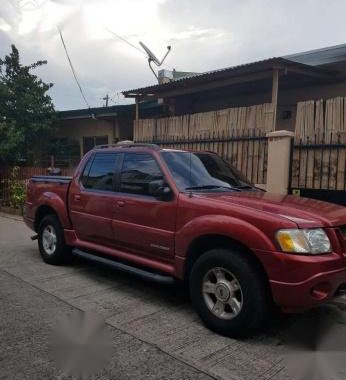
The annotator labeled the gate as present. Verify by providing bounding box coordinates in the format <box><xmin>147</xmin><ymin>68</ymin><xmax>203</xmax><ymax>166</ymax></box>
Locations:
<box><xmin>289</xmin><ymin>132</ymin><xmax>346</xmax><ymax>205</ymax></box>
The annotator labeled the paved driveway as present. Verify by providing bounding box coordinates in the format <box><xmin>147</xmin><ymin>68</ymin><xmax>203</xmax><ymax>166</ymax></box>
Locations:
<box><xmin>0</xmin><ymin>213</ymin><xmax>345</xmax><ymax>380</ymax></box>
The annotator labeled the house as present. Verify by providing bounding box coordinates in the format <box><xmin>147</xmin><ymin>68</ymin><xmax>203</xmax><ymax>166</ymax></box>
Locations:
<box><xmin>55</xmin><ymin>101</ymin><xmax>163</xmax><ymax>165</ymax></box>
<box><xmin>53</xmin><ymin>69</ymin><xmax>196</xmax><ymax>166</ymax></box>
<box><xmin>122</xmin><ymin>43</ymin><xmax>346</xmax><ymax>205</ymax></box>
<box><xmin>55</xmin><ymin>44</ymin><xmax>346</xmax><ymax>162</ymax></box>
<box><xmin>123</xmin><ymin>44</ymin><xmax>346</xmax><ymax>130</ymax></box>
<box><xmin>123</xmin><ymin>43</ymin><xmax>346</xmax><ymax>133</ymax></box>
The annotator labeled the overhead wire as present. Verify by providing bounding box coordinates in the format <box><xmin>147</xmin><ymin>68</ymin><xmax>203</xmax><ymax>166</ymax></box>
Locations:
<box><xmin>105</xmin><ymin>27</ymin><xmax>146</xmax><ymax>56</ymax></box>
<box><xmin>58</xmin><ymin>27</ymin><xmax>95</xmax><ymax>117</ymax></box>
<box><xmin>58</xmin><ymin>25</ymin><xmax>151</xmax><ymax>111</ymax></box>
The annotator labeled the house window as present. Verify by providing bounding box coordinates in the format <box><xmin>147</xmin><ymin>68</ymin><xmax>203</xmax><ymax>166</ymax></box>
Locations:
<box><xmin>83</xmin><ymin>136</ymin><xmax>108</xmax><ymax>154</ymax></box>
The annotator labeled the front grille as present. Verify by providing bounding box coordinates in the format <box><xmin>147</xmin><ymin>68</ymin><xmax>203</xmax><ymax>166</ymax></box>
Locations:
<box><xmin>341</xmin><ymin>225</ymin><xmax>346</xmax><ymax>237</ymax></box>
<box><xmin>340</xmin><ymin>225</ymin><xmax>346</xmax><ymax>239</ymax></box>
<box><xmin>339</xmin><ymin>225</ymin><xmax>346</xmax><ymax>255</ymax></box>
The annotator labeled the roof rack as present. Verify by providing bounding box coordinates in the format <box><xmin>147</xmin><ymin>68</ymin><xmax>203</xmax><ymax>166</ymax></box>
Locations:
<box><xmin>93</xmin><ymin>142</ymin><xmax>160</xmax><ymax>150</ymax></box>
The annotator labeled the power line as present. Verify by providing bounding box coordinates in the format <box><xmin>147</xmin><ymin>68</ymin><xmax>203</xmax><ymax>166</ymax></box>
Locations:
<box><xmin>58</xmin><ymin>27</ymin><xmax>93</xmax><ymax>113</ymax></box>
<box><xmin>106</xmin><ymin>27</ymin><xmax>146</xmax><ymax>56</ymax></box>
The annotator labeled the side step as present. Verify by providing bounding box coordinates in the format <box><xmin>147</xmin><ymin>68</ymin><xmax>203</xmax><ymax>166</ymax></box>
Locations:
<box><xmin>72</xmin><ymin>248</ymin><xmax>175</xmax><ymax>285</ymax></box>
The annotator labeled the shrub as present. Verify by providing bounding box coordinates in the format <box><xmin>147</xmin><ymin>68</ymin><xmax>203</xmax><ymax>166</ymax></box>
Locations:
<box><xmin>8</xmin><ymin>166</ymin><xmax>25</xmax><ymax>210</ymax></box>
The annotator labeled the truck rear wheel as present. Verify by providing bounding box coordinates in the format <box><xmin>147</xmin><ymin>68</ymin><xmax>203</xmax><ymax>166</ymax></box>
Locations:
<box><xmin>38</xmin><ymin>214</ymin><xmax>71</xmax><ymax>265</ymax></box>
<box><xmin>189</xmin><ymin>248</ymin><xmax>269</xmax><ymax>337</ymax></box>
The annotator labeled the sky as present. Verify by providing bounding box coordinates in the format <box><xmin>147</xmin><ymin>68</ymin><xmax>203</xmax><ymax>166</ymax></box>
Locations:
<box><xmin>0</xmin><ymin>0</ymin><xmax>346</xmax><ymax>111</ymax></box>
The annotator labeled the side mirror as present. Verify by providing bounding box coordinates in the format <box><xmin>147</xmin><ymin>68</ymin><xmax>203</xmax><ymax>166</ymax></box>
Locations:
<box><xmin>148</xmin><ymin>180</ymin><xmax>172</xmax><ymax>200</ymax></box>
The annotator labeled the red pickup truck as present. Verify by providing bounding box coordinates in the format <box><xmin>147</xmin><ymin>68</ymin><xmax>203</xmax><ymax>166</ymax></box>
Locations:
<box><xmin>24</xmin><ymin>143</ymin><xmax>346</xmax><ymax>336</ymax></box>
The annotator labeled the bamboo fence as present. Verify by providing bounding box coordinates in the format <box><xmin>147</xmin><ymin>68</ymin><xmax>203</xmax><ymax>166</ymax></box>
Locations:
<box><xmin>292</xmin><ymin>96</ymin><xmax>346</xmax><ymax>190</ymax></box>
<box><xmin>134</xmin><ymin>103</ymin><xmax>275</xmax><ymax>184</ymax></box>
<box><xmin>134</xmin><ymin>103</ymin><xmax>275</xmax><ymax>142</ymax></box>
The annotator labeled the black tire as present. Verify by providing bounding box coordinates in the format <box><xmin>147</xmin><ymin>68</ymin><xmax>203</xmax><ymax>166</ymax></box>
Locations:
<box><xmin>189</xmin><ymin>248</ymin><xmax>270</xmax><ymax>337</ymax></box>
<box><xmin>38</xmin><ymin>214</ymin><xmax>71</xmax><ymax>265</ymax></box>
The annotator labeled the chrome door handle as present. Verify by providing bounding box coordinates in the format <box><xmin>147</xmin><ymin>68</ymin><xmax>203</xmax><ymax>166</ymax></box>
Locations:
<box><xmin>74</xmin><ymin>194</ymin><xmax>81</xmax><ymax>201</ymax></box>
<box><xmin>116</xmin><ymin>200</ymin><xmax>126</xmax><ymax>207</ymax></box>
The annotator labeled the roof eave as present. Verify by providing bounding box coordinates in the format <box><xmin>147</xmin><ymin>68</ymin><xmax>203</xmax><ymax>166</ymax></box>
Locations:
<box><xmin>122</xmin><ymin>58</ymin><xmax>337</xmax><ymax>99</ymax></box>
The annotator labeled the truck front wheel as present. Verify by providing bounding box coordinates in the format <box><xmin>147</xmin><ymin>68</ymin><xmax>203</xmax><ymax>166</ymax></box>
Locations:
<box><xmin>189</xmin><ymin>248</ymin><xmax>269</xmax><ymax>337</ymax></box>
<box><xmin>38</xmin><ymin>214</ymin><xmax>71</xmax><ymax>265</ymax></box>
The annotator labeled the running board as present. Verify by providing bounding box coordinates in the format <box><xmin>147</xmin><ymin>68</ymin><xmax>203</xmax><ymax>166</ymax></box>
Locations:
<box><xmin>72</xmin><ymin>248</ymin><xmax>175</xmax><ymax>285</ymax></box>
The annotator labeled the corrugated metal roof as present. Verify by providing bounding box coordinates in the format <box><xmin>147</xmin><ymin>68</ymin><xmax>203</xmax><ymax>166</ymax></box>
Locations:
<box><xmin>284</xmin><ymin>43</ymin><xmax>346</xmax><ymax>66</ymax></box>
<box><xmin>58</xmin><ymin>101</ymin><xmax>161</xmax><ymax>120</ymax></box>
<box><xmin>122</xmin><ymin>57</ymin><xmax>333</xmax><ymax>97</ymax></box>
<box><xmin>58</xmin><ymin>104</ymin><xmax>132</xmax><ymax>120</ymax></box>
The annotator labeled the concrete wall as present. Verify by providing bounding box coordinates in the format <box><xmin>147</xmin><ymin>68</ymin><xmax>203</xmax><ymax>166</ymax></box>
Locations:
<box><xmin>56</xmin><ymin>117</ymin><xmax>133</xmax><ymax>158</ymax></box>
<box><xmin>56</xmin><ymin>119</ymin><xmax>115</xmax><ymax>158</ymax></box>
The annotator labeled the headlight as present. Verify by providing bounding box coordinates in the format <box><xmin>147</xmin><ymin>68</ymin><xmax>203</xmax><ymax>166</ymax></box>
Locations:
<box><xmin>276</xmin><ymin>228</ymin><xmax>331</xmax><ymax>254</ymax></box>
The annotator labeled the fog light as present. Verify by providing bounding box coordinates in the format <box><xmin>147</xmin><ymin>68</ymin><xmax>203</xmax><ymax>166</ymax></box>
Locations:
<box><xmin>310</xmin><ymin>282</ymin><xmax>331</xmax><ymax>300</ymax></box>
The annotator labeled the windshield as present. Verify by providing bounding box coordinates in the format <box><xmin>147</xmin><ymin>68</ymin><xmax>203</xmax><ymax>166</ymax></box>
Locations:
<box><xmin>161</xmin><ymin>151</ymin><xmax>253</xmax><ymax>192</ymax></box>
<box><xmin>194</xmin><ymin>152</ymin><xmax>253</xmax><ymax>188</ymax></box>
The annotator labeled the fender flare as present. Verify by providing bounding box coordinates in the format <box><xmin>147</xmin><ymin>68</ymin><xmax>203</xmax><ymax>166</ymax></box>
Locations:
<box><xmin>36</xmin><ymin>192</ymin><xmax>71</xmax><ymax>229</ymax></box>
<box><xmin>175</xmin><ymin>214</ymin><xmax>276</xmax><ymax>257</ymax></box>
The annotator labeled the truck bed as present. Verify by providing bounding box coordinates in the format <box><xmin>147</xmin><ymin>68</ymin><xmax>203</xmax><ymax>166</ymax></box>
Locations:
<box><xmin>30</xmin><ymin>175</ymin><xmax>72</xmax><ymax>184</ymax></box>
<box><xmin>25</xmin><ymin>175</ymin><xmax>73</xmax><ymax>231</ymax></box>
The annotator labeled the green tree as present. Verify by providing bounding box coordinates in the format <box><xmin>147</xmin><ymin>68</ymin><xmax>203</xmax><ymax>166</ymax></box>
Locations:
<box><xmin>0</xmin><ymin>45</ymin><xmax>56</xmax><ymax>165</ymax></box>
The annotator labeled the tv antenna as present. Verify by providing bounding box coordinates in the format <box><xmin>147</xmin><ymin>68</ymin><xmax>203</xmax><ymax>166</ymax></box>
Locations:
<box><xmin>139</xmin><ymin>41</ymin><xmax>171</xmax><ymax>79</ymax></box>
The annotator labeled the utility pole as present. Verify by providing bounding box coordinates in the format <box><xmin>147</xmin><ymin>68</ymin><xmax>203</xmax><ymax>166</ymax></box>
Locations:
<box><xmin>103</xmin><ymin>94</ymin><xmax>109</xmax><ymax>107</ymax></box>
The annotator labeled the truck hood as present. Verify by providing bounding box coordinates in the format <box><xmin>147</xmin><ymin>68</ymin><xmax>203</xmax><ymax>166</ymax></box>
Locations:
<box><xmin>196</xmin><ymin>191</ymin><xmax>346</xmax><ymax>228</ymax></box>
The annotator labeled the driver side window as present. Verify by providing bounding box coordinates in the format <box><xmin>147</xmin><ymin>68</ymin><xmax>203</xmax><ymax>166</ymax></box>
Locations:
<box><xmin>119</xmin><ymin>153</ymin><xmax>163</xmax><ymax>195</ymax></box>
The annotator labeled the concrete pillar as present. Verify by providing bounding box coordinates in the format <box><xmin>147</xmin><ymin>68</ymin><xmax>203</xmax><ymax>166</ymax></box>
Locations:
<box><xmin>266</xmin><ymin>130</ymin><xmax>294</xmax><ymax>194</ymax></box>
<box><xmin>271</xmin><ymin>68</ymin><xmax>279</xmax><ymax>131</ymax></box>
<box><xmin>113</xmin><ymin>118</ymin><xmax>120</xmax><ymax>142</ymax></box>
<box><xmin>79</xmin><ymin>136</ymin><xmax>84</xmax><ymax>158</ymax></box>
<box><xmin>135</xmin><ymin>97</ymin><xmax>139</xmax><ymax>121</ymax></box>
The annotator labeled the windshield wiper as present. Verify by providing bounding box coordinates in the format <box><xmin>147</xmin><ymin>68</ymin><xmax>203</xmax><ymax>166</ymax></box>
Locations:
<box><xmin>234</xmin><ymin>185</ymin><xmax>253</xmax><ymax>189</ymax></box>
<box><xmin>185</xmin><ymin>185</ymin><xmax>239</xmax><ymax>191</ymax></box>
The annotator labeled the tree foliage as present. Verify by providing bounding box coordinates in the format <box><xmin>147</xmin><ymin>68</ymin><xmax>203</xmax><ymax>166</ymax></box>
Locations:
<box><xmin>0</xmin><ymin>45</ymin><xmax>56</xmax><ymax>165</ymax></box>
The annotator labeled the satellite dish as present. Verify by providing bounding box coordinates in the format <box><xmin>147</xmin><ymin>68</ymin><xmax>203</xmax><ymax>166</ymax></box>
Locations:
<box><xmin>139</xmin><ymin>41</ymin><xmax>171</xmax><ymax>79</ymax></box>
<box><xmin>139</xmin><ymin>42</ymin><xmax>161</xmax><ymax>65</ymax></box>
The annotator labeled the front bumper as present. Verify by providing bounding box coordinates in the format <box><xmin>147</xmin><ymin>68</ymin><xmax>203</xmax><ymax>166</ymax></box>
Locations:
<box><xmin>270</xmin><ymin>266</ymin><xmax>346</xmax><ymax>312</ymax></box>
<box><xmin>254</xmin><ymin>248</ymin><xmax>346</xmax><ymax>312</ymax></box>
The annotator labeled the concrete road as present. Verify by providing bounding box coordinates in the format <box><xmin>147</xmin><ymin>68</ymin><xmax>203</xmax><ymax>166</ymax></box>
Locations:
<box><xmin>0</xmin><ymin>213</ymin><xmax>345</xmax><ymax>380</ymax></box>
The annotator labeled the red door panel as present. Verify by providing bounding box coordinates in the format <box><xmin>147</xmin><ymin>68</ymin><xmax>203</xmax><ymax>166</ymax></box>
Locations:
<box><xmin>69</xmin><ymin>188</ymin><xmax>118</xmax><ymax>245</ymax></box>
<box><xmin>112</xmin><ymin>194</ymin><xmax>176</xmax><ymax>259</ymax></box>
<box><xmin>111</xmin><ymin>152</ymin><xmax>177</xmax><ymax>260</ymax></box>
<box><xmin>68</xmin><ymin>152</ymin><xmax>120</xmax><ymax>246</ymax></box>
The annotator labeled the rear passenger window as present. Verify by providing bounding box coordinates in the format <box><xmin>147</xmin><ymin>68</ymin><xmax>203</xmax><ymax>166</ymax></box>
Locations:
<box><xmin>120</xmin><ymin>153</ymin><xmax>163</xmax><ymax>195</ymax></box>
<box><xmin>83</xmin><ymin>153</ymin><xmax>118</xmax><ymax>191</ymax></box>
<box><xmin>80</xmin><ymin>156</ymin><xmax>93</xmax><ymax>187</ymax></box>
